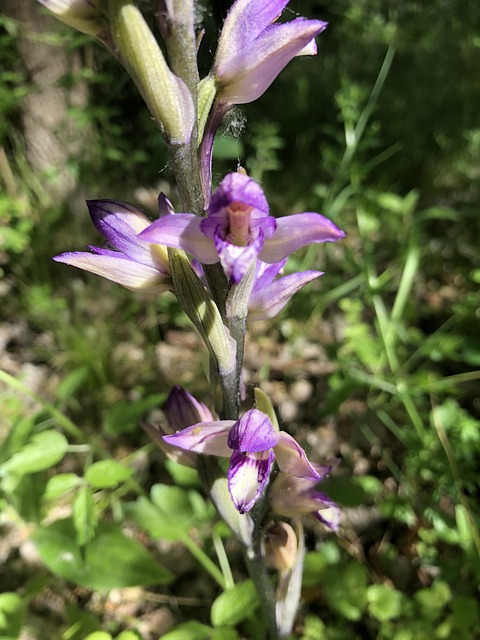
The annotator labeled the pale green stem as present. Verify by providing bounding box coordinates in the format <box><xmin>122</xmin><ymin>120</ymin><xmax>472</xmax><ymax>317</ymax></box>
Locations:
<box><xmin>181</xmin><ymin>532</ymin><xmax>226</xmax><ymax>590</ymax></box>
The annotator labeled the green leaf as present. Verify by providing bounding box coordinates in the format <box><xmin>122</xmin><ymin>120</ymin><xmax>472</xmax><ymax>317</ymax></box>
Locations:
<box><xmin>160</xmin><ymin>621</ymin><xmax>212</xmax><ymax>640</ymax></box>
<box><xmin>0</xmin><ymin>593</ymin><xmax>26</xmax><ymax>635</ymax></box>
<box><xmin>165</xmin><ymin>459</ymin><xmax>200</xmax><ymax>487</ymax></box>
<box><xmin>32</xmin><ymin>519</ymin><xmax>172</xmax><ymax>589</ymax></box>
<box><xmin>84</xmin><ymin>634</ymin><xmax>112</xmax><ymax>640</ymax></box>
<box><xmin>414</xmin><ymin>581</ymin><xmax>451</xmax><ymax>621</ymax></box>
<box><xmin>367</xmin><ymin>584</ymin><xmax>402</xmax><ymax>622</ymax></box>
<box><xmin>211</xmin><ymin>581</ymin><xmax>258</xmax><ymax>627</ymax></box>
<box><xmin>116</xmin><ymin>633</ymin><xmax>141</xmax><ymax>640</ymax></box>
<box><xmin>323</xmin><ymin>562</ymin><xmax>368</xmax><ymax>621</ymax></box>
<box><xmin>85</xmin><ymin>460</ymin><xmax>133</xmax><ymax>489</ymax></box>
<box><xmin>1</xmin><ymin>430</ymin><xmax>68</xmax><ymax>475</ymax></box>
<box><xmin>44</xmin><ymin>473</ymin><xmax>81</xmax><ymax>501</ymax></box>
<box><xmin>73</xmin><ymin>485</ymin><xmax>98</xmax><ymax>546</ymax></box>
<box><xmin>103</xmin><ymin>394</ymin><xmax>165</xmax><ymax>434</ymax></box>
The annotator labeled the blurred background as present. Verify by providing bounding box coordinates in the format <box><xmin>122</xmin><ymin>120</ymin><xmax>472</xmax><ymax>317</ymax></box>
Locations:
<box><xmin>0</xmin><ymin>1</ymin><xmax>479</xmax><ymax>638</ymax></box>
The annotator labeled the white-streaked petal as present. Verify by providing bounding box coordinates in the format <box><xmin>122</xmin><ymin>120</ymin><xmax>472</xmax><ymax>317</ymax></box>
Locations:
<box><xmin>228</xmin><ymin>449</ymin><xmax>274</xmax><ymax>513</ymax></box>
<box><xmin>53</xmin><ymin>252</ymin><xmax>169</xmax><ymax>292</ymax></box>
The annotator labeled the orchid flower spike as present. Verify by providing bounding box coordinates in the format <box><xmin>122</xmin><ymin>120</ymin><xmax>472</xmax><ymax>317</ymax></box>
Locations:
<box><xmin>54</xmin><ymin>200</ymin><xmax>171</xmax><ymax>292</ymax></box>
<box><xmin>163</xmin><ymin>407</ymin><xmax>323</xmax><ymax>514</ymax></box>
<box><xmin>140</xmin><ymin>171</ymin><xmax>345</xmax><ymax>285</ymax></box>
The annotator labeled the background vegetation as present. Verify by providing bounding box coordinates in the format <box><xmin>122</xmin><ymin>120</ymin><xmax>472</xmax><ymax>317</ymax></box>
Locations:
<box><xmin>1</xmin><ymin>0</ymin><xmax>479</xmax><ymax>638</ymax></box>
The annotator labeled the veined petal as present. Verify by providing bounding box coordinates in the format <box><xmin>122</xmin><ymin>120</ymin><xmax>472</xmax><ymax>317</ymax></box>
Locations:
<box><xmin>253</xmin><ymin>259</ymin><xmax>287</xmax><ymax>289</ymax></box>
<box><xmin>275</xmin><ymin>432</ymin><xmax>321</xmax><ymax>480</ymax></box>
<box><xmin>166</xmin><ymin>385</ymin><xmax>214</xmax><ymax>431</ymax></box>
<box><xmin>227</xmin><ymin>409</ymin><xmax>279</xmax><ymax>452</ymax></box>
<box><xmin>142</xmin><ymin>421</ymin><xmax>197</xmax><ymax>468</ymax></box>
<box><xmin>260</xmin><ymin>212</ymin><xmax>346</xmax><ymax>264</ymax></box>
<box><xmin>215</xmin><ymin>0</ymin><xmax>289</xmax><ymax>68</ymax></box>
<box><xmin>163</xmin><ymin>421</ymin><xmax>234</xmax><ymax>456</ymax></box>
<box><xmin>248</xmin><ymin>269</ymin><xmax>323</xmax><ymax>321</ymax></box>
<box><xmin>139</xmin><ymin>214</ymin><xmax>219</xmax><ymax>264</ymax></box>
<box><xmin>217</xmin><ymin>19</ymin><xmax>327</xmax><ymax>104</ymax></box>
<box><xmin>87</xmin><ymin>200</ymin><xmax>169</xmax><ymax>271</ymax></box>
<box><xmin>53</xmin><ymin>251</ymin><xmax>169</xmax><ymax>292</ymax></box>
<box><xmin>228</xmin><ymin>449</ymin><xmax>274</xmax><ymax>513</ymax></box>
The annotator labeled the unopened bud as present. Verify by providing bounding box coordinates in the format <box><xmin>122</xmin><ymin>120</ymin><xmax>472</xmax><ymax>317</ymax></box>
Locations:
<box><xmin>264</xmin><ymin>522</ymin><xmax>298</xmax><ymax>571</ymax></box>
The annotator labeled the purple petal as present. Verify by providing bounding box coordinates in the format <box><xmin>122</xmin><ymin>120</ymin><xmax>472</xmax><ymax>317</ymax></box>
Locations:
<box><xmin>86</xmin><ymin>200</ymin><xmax>168</xmax><ymax>270</ymax></box>
<box><xmin>53</xmin><ymin>251</ymin><xmax>169</xmax><ymax>292</ymax></box>
<box><xmin>217</xmin><ymin>19</ymin><xmax>327</xmax><ymax>104</ymax></box>
<box><xmin>215</xmin><ymin>0</ymin><xmax>289</xmax><ymax>68</ymax></box>
<box><xmin>310</xmin><ymin>493</ymin><xmax>341</xmax><ymax>531</ymax></box>
<box><xmin>142</xmin><ymin>421</ymin><xmax>197</xmax><ymax>468</ymax></box>
<box><xmin>214</xmin><ymin>235</ymin><xmax>260</xmax><ymax>284</ymax></box>
<box><xmin>139</xmin><ymin>214</ymin><xmax>219</xmax><ymax>264</ymax></box>
<box><xmin>166</xmin><ymin>386</ymin><xmax>214</xmax><ymax>431</ymax></box>
<box><xmin>252</xmin><ymin>259</ymin><xmax>287</xmax><ymax>290</ymax></box>
<box><xmin>260</xmin><ymin>212</ymin><xmax>346</xmax><ymax>264</ymax></box>
<box><xmin>158</xmin><ymin>192</ymin><xmax>175</xmax><ymax>217</ymax></box>
<box><xmin>275</xmin><ymin>432</ymin><xmax>321</xmax><ymax>480</ymax></box>
<box><xmin>228</xmin><ymin>449</ymin><xmax>274</xmax><ymax>513</ymax></box>
<box><xmin>248</xmin><ymin>269</ymin><xmax>323</xmax><ymax>321</ymax></box>
<box><xmin>163</xmin><ymin>421</ymin><xmax>233</xmax><ymax>456</ymax></box>
<box><xmin>208</xmin><ymin>172</ymin><xmax>269</xmax><ymax>217</ymax></box>
<box><xmin>227</xmin><ymin>409</ymin><xmax>279</xmax><ymax>452</ymax></box>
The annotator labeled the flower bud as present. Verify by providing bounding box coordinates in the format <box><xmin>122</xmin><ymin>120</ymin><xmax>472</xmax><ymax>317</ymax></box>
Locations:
<box><xmin>108</xmin><ymin>0</ymin><xmax>194</xmax><ymax>144</ymax></box>
<box><xmin>264</xmin><ymin>522</ymin><xmax>298</xmax><ymax>571</ymax></box>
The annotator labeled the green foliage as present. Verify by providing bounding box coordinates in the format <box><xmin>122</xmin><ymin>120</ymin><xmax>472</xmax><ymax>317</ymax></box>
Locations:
<box><xmin>31</xmin><ymin>519</ymin><xmax>172</xmax><ymax>589</ymax></box>
<box><xmin>210</xmin><ymin>581</ymin><xmax>258</xmax><ymax>627</ymax></box>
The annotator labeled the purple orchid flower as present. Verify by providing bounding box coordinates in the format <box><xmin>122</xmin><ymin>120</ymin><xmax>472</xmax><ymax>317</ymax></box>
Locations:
<box><xmin>199</xmin><ymin>0</ymin><xmax>327</xmax><ymax>204</ymax></box>
<box><xmin>139</xmin><ymin>171</ymin><xmax>344</xmax><ymax>285</ymax></box>
<box><xmin>54</xmin><ymin>200</ymin><xmax>171</xmax><ymax>292</ymax></box>
<box><xmin>163</xmin><ymin>407</ymin><xmax>322</xmax><ymax>514</ymax></box>
<box><xmin>143</xmin><ymin>385</ymin><xmax>214</xmax><ymax>468</ymax></box>
<box><xmin>269</xmin><ymin>465</ymin><xmax>341</xmax><ymax>530</ymax></box>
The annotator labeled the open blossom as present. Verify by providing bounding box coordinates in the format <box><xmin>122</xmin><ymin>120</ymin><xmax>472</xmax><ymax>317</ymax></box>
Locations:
<box><xmin>269</xmin><ymin>466</ymin><xmax>341</xmax><ymax>530</ymax></box>
<box><xmin>139</xmin><ymin>171</ymin><xmax>344</xmax><ymax>284</ymax></box>
<box><xmin>54</xmin><ymin>199</ymin><xmax>171</xmax><ymax>292</ymax></box>
<box><xmin>163</xmin><ymin>407</ymin><xmax>323</xmax><ymax>514</ymax></box>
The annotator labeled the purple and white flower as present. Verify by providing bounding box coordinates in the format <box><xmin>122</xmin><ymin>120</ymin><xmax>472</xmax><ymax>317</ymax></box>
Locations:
<box><xmin>54</xmin><ymin>200</ymin><xmax>171</xmax><ymax>292</ymax></box>
<box><xmin>163</xmin><ymin>407</ymin><xmax>323</xmax><ymax>514</ymax></box>
<box><xmin>139</xmin><ymin>171</ymin><xmax>344</xmax><ymax>284</ymax></box>
<box><xmin>269</xmin><ymin>466</ymin><xmax>341</xmax><ymax>530</ymax></box>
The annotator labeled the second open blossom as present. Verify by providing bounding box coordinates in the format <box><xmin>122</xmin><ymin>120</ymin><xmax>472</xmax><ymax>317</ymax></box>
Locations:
<box><xmin>139</xmin><ymin>172</ymin><xmax>344</xmax><ymax>284</ymax></box>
